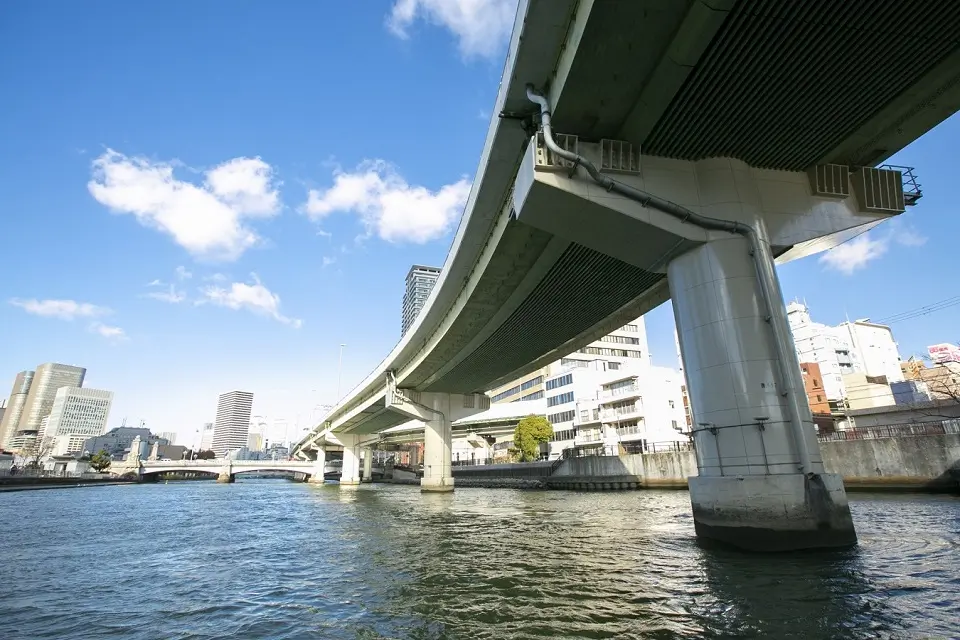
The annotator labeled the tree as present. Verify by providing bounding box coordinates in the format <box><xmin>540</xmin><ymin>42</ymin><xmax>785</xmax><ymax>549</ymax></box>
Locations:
<box><xmin>513</xmin><ymin>415</ymin><xmax>554</xmax><ymax>462</ymax></box>
<box><xmin>89</xmin><ymin>449</ymin><xmax>112</xmax><ymax>473</ymax></box>
<box><xmin>16</xmin><ymin>437</ymin><xmax>53</xmax><ymax>471</ymax></box>
<box><xmin>195</xmin><ymin>449</ymin><xmax>217</xmax><ymax>460</ymax></box>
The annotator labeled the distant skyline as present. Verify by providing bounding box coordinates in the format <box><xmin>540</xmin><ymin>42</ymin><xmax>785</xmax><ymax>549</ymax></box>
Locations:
<box><xmin>2</xmin><ymin>0</ymin><xmax>957</xmax><ymax>445</ymax></box>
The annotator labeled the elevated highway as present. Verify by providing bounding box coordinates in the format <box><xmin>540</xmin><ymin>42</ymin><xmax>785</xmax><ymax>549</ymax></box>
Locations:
<box><xmin>294</xmin><ymin>0</ymin><xmax>960</xmax><ymax>550</ymax></box>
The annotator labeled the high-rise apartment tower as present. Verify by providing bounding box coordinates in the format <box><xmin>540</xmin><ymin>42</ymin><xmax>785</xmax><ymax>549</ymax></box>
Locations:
<box><xmin>211</xmin><ymin>391</ymin><xmax>254</xmax><ymax>457</ymax></box>
<box><xmin>401</xmin><ymin>265</ymin><xmax>441</xmax><ymax>336</ymax></box>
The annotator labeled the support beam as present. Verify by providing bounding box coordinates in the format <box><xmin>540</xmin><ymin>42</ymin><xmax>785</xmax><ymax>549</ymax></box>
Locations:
<box><xmin>339</xmin><ymin>435</ymin><xmax>361</xmax><ymax>486</ymax></box>
<box><xmin>668</xmin><ymin>220</ymin><xmax>856</xmax><ymax>551</ymax></box>
<box><xmin>308</xmin><ymin>447</ymin><xmax>326</xmax><ymax>484</ymax></box>
<box><xmin>362</xmin><ymin>448</ymin><xmax>373</xmax><ymax>483</ymax></box>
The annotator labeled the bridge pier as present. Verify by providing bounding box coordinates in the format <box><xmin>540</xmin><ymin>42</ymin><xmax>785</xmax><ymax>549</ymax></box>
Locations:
<box><xmin>668</xmin><ymin>217</ymin><xmax>856</xmax><ymax>551</ymax></box>
<box><xmin>421</xmin><ymin>393</ymin><xmax>454</xmax><ymax>493</ymax></box>
<box><xmin>340</xmin><ymin>435</ymin><xmax>361</xmax><ymax>486</ymax></box>
<box><xmin>361</xmin><ymin>448</ymin><xmax>373</xmax><ymax>483</ymax></box>
<box><xmin>308</xmin><ymin>447</ymin><xmax>326</xmax><ymax>484</ymax></box>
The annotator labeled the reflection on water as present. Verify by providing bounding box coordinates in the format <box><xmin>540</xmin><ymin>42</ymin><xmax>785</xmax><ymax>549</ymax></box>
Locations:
<box><xmin>0</xmin><ymin>483</ymin><xmax>957</xmax><ymax>639</ymax></box>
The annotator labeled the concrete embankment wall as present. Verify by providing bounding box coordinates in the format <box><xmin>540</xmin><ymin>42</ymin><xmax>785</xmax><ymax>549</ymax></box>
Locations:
<box><xmin>448</xmin><ymin>435</ymin><xmax>960</xmax><ymax>492</ymax></box>
<box><xmin>821</xmin><ymin>434</ymin><xmax>960</xmax><ymax>491</ymax></box>
<box><xmin>0</xmin><ymin>477</ymin><xmax>136</xmax><ymax>492</ymax></box>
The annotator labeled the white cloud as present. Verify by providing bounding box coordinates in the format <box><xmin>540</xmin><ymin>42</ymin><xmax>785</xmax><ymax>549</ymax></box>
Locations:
<box><xmin>204</xmin><ymin>273</ymin><xmax>228</xmax><ymax>282</ymax></box>
<box><xmin>9</xmin><ymin>298</ymin><xmax>109</xmax><ymax>320</ymax></box>
<box><xmin>321</xmin><ymin>256</ymin><xmax>336</xmax><ymax>268</ymax></box>
<box><xmin>819</xmin><ymin>234</ymin><xmax>889</xmax><ymax>274</ymax></box>
<box><xmin>88</xmin><ymin>149</ymin><xmax>281</xmax><ymax>261</ymax></box>
<box><xmin>175</xmin><ymin>266</ymin><xmax>193</xmax><ymax>280</ymax></box>
<box><xmin>893</xmin><ymin>227</ymin><xmax>927</xmax><ymax>247</ymax></box>
<box><xmin>302</xmin><ymin>160</ymin><xmax>470</xmax><ymax>244</ymax></box>
<box><xmin>147</xmin><ymin>279</ymin><xmax>164</xmax><ymax>287</ymax></box>
<box><xmin>90</xmin><ymin>322</ymin><xmax>128</xmax><ymax>341</ymax></box>
<box><xmin>387</xmin><ymin>0</ymin><xmax>516</xmax><ymax>58</ymax></box>
<box><xmin>145</xmin><ymin>285</ymin><xmax>186</xmax><ymax>304</ymax></box>
<box><xmin>199</xmin><ymin>274</ymin><xmax>301</xmax><ymax>327</ymax></box>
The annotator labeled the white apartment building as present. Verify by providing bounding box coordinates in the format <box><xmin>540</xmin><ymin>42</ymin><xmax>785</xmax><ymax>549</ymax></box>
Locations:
<box><xmin>43</xmin><ymin>387</ymin><xmax>113</xmax><ymax>454</ymax></box>
<box><xmin>787</xmin><ymin>302</ymin><xmax>904</xmax><ymax>402</ymax></box>
<box><xmin>835</xmin><ymin>320</ymin><xmax>904</xmax><ymax>384</ymax></box>
<box><xmin>787</xmin><ymin>302</ymin><xmax>856</xmax><ymax>400</ymax></box>
<box><xmin>537</xmin><ymin>360</ymin><xmax>687</xmax><ymax>458</ymax></box>
<box><xmin>211</xmin><ymin>391</ymin><xmax>254</xmax><ymax>457</ymax></box>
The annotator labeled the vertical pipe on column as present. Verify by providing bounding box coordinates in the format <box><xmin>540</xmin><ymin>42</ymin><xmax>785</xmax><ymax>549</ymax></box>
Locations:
<box><xmin>525</xmin><ymin>85</ymin><xmax>813</xmax><ymax>473</ymax></box>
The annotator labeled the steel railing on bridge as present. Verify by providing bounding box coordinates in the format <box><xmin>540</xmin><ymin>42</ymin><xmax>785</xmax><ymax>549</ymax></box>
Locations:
<box><xmin>817</xmin><ymin>421</ymin><xmax>959</xmax><ymax>442</ymax></box>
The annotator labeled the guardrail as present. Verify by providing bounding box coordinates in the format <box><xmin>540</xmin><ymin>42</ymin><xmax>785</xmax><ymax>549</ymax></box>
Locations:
<box><xmin>818</xmin><ymin>421</ymin><xmax>958</xmax><ymax>442</ymax></box>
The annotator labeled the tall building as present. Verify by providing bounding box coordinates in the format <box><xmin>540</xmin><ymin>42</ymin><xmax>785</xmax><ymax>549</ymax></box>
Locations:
<box><xmin>43</xmin><ymin>387</ymin><xmax>113</xmax><ymax>455</ymax></box>
<box><xmin>157</xmin><ymin>431</ymin><xmax>177</xmax><ymax>445</ymax></box>
<box><xmin>0</xmin><ymin>370</ymin><xmax>34</xmax><ymax>449</ymax></box>
<box><xmin>211</xmin><ymin>391</ymin><xmax>254</xmax><ymax>457</ymax></box>
<box><xmin>401</xmin><ymin>265</ymin><xmax>441</xmax><ymax>336</ymax></box>
<box><xmin>8</xmin><ymin>363</ymin><xmax>86</xmax><ymax>449</ymax></box>
<box><xmin>199</xmin><ymin>422</ymin><xmax>214</xmax><ymax>451</ymax></box>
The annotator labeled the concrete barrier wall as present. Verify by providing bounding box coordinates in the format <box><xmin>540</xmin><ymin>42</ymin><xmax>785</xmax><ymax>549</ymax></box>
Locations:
<box><xmin>452</xmin><ymin>461</ymin><xmax>554</xmax><ymax>479</ymax></box>
<box><xmin>821</xmin><ymin>434</ymin><xmax>960</xmax><ymax>490</ymax></box>
<box><xmin>638</xmin><ymin>450</ymin><xmax>700</xmax><ymax>488</ymax></box>
<box><xmin>445</xmin><ymin>435</ymin><xmax>960</xmax><ymax>492</ymax></box>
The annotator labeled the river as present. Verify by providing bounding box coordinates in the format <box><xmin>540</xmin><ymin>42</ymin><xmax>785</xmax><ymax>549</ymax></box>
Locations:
<box><xmin>1</xmin><ymin>481</ymin><xmax>957</xmax><ymax>639</ymax></box>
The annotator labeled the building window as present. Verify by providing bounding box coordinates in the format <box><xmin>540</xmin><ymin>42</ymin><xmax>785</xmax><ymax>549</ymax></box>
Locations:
<box><xmin>600</xmin><ymin>335</ymin><xmax>640</xmax><ymax>345</ymax></box>
<box><xmin>548</xmin><ymin>410</ymin><xmax>576</xmax><ymax>424</ymax></box>
<box><xmin>579</xmin><ymin>347</ymin><xmax>642</xmax><ymax>358</ymax></box>
<box><xmin>547</xmin><ymin>391</ymin><xmax>574</xmax><ymax>407</ymax></box>
<box><xmin>546</xmin><ymin>374</ymin><xmax>573</xmax><ymax>391</ymax></box>
<box><xmin>621</xmin><ymin>324</ymin><xmax>638</xmax><ymax>332</ymax></box>
<box><xmin>492</xmin><ymin>385</ymin><xmax>521</xmax><ymax>402</ymax></box>
<box><xmin>520</xmin><ymin>376</ymin><xmax>543</xmax><ymax>391</ymax></box>
<box><xmin>668</xmin><ymin>400</ymin><xmax>675</xmax><ymax>408</ymax></box>
<box><xmin>520</xmin><ymin>390</ymin><xmax>543</xmax><ymax>401</ymax></box>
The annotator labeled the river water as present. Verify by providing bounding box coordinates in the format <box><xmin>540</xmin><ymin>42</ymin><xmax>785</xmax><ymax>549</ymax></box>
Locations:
<box><xmin>1</xmin><ymin>481</ymin><xmax>957</xmax><ymax>639</ymax></box>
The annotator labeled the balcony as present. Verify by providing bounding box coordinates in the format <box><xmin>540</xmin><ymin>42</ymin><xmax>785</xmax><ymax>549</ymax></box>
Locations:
<box><xmin>600</xmin><ymin>383</ymin><xmax>640</xmax><ymax>402</ymax></box>
<box><xmin>574</xmin><ymin>430</ymin><xmax>604</xmax><ymax>446</ymax></box>
<box><xmin>600</xmin><ymin>403</ymin><xmax>642</xmax><ymax>422</ymax></box>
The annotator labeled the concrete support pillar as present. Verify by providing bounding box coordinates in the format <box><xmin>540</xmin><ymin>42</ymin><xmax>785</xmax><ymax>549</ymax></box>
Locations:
<box><xmin>361</xmin><ymin>448</ymin><xmax>373</xmax><ymax>482</ymax></box>
<box><xmin>668</xmin><ymin>226</ymin><xmax>856</xmax><ymax>551</ymax></box>
<box><xmin>339</xmin><ymin>435</ymin><xmax>361</xmax><ymax>486</ymax></box>
<box><xmin>308</xmin><ymin>447</ymin><xmax>326</xmax><ymax>484</ymax></box>
<box><xmin>421</xmin><ymin>393</ymin><xmax>454</xmax><ymax>493</ymax></box>
<box><xmin>216</xmin><ymin>463</ymin><xmax>234</xmax><ymax>484</ymax></box>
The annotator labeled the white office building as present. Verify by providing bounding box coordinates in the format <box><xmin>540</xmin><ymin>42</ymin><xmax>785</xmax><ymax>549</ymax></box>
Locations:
<box><xmin>834</xmin><ymin>319</ymin><xmax>904</xmax><ymax>384</ymax></box>
<box><xmin>211</xmin><ymin>391</ymin><xmax>254</xmax><ymax>457</ymax></box>
<box><xmin>787</xmin><ymin>302</ymin><xmax>855</xmax><ymax>400</ymax></box>
<box><xmin>157</xmin><ymin>431</ymin><xmax>177</xmax><ymax>445</ymax></box>
<box><xmin>401</xmin><ymin>265</ymin><xmax>441</xmax><ymax>336</ymax></box>
<box><xmin>199</xmin><ymin>422</ymin><xmax>214</xmax><ymax>451</ymax></box>
<box><xmin>43</xmin><ymin>387</ymin><xmax>113</xmax><ymax>454</ymax></box>
<box><xmin>787</xmin><ymin>302</ymin><xmax>904</xmax><ymax>402</ymax></box>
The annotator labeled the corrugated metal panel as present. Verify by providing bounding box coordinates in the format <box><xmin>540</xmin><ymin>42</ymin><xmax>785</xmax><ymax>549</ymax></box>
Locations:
<box><xmin>431</xmin><ymin>243</ymin><xmax>664</xmax><ymax>393</ymax></box>
<box><xmin>643</xmin><ymin>0</ymin><xmax>960</xmax><ymax>170</ymax></box>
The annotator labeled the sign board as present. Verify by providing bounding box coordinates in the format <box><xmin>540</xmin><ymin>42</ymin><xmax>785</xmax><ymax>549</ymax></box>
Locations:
<box><xmin>927</xmin><ymin>343</ymin><xmax>960</xmax><ymax>364</ymax></box>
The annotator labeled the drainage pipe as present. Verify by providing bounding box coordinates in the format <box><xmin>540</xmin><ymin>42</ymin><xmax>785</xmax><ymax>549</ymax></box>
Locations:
<box><xmin>525</xmin><ymin>85</ymin><xmax>814</xmax><ymax>474</ymax></box>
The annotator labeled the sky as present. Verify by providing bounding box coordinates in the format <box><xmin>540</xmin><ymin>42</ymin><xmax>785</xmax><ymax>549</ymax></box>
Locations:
<box><xmin>1</xmin><ymin>0</ymin><xmax>957</xmax><ymax>448</ymax></box>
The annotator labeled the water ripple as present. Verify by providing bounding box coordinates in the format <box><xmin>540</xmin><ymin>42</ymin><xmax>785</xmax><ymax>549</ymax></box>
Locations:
<box><xmin>0</xmin><ymin>483</ymin><xmax>957</xmax><ymax>639</ymax></box>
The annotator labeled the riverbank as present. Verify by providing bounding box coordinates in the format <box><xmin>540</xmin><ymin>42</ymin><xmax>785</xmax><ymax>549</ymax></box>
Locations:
<box><xmin>0</xmin><ymin>477</ymin><xmax>136</xmax><ymax>493</ymax></box>
<box><xmin>446</xmin><ymin>433</ymin><xmax>960</xmax><ymax>493</ymax></box>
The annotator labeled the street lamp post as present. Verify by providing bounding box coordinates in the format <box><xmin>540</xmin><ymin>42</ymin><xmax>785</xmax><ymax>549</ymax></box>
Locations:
<box><xmin>337</xmin><ymin>343</ymin><xmax>346</xmax><ymax>402</ymax></box>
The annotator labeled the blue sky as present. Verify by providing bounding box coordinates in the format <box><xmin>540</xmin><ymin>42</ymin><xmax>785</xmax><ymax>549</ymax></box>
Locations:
<box><xmin>1</xmin><ymin>0</ymin><xmax>956</xmax><ymax>447</ymax></box>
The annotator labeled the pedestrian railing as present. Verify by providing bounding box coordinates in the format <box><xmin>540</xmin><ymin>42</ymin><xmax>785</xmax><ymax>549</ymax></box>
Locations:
<box><xmin>818</xmin><ymin>422</ymin><xmax>954</xmax><ymax>442</ymax></box>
